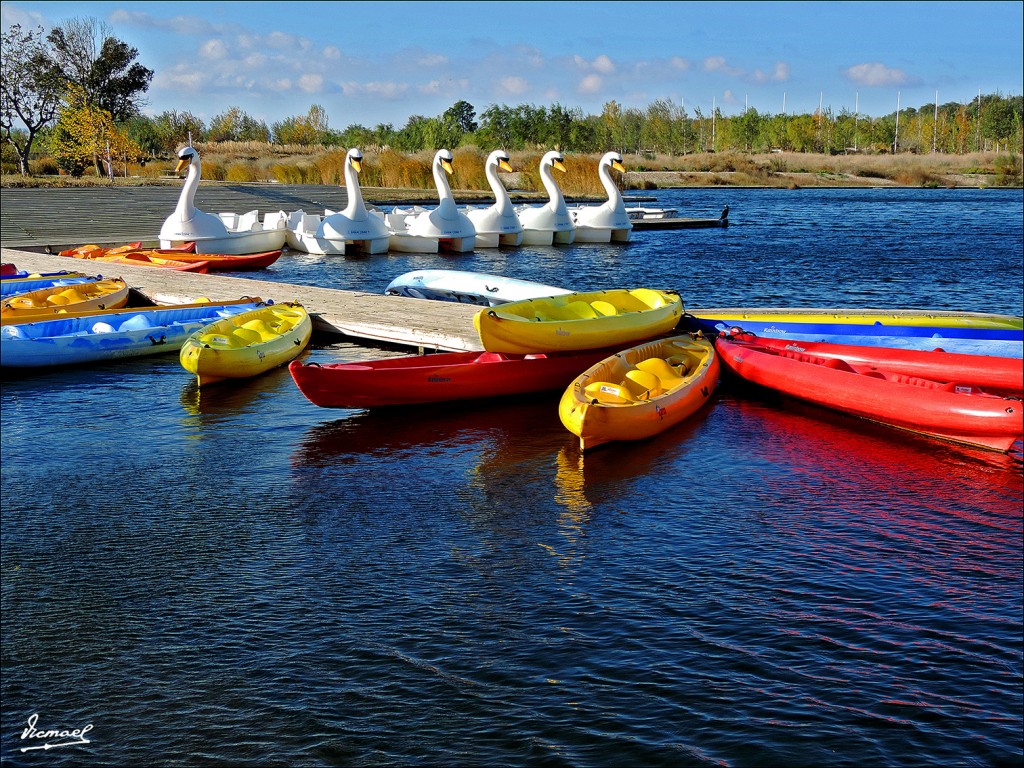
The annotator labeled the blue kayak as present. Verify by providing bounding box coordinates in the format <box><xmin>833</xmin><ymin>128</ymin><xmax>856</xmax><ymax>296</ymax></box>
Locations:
<box><xmin>1</xmin><ymin>300</ymin><xmax>265</xmax><ymax>368</ymax></box>
<box><xmin>681</xmin><ymin>308</ymin><xmax>1024</xmax><ymax>359</ymax></box>
<box><xmin>1</xmin><ymin>272</ymin><xmax>97</xmax><ymax>298</ymax></box>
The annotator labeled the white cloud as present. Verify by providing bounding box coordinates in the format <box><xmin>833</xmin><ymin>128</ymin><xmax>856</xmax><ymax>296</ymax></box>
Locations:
<box><xmin>578</xmin><ymin>74</ymin><xmax>603</xmax><ymax>94</ymax></box>
<box><xmin>704</xmin><ymin>56</ymin><xmax>744</xmax><ymax>77</ymax></box>
<box><xmin>843</xmin><ymin>62</ymin><xmax>907</xmax><ymax>87</ymax></box>
<box><xmin>199</xmin><ymin>38</ymin><xmax>228</xmax><ymax>60</ymax></box>
<box><xmin>109</xmin><ymin>9</ymin><xmax>219</xmax><ymax>36</ymax></box>
<box><xmin>323</xmin><ymin>46</ymin><xmax>342</xmax><ymax>60</ymax></box>
<box><xmin>592</xmin><ymin>54</ymin><xmax>615</xmax><ymax>74</ymax></box>
<box><xmin>298</xmin><ymin>74</ymin><xmax>323</xmax><ymax>93</ymax></box>
<box><xmin>499</xmin><ymin>76</ymin><xmax>529</xmax><ymax>96</ymax></box>
<box><xmin>670</xmin><ymin>56</ymin><xmax>691</xmax><ymax>71</ymax></box>
<box><xmin>417</xmin><ymin>53</ymin><xmax>448</xmax><ymax>67</ymax></box>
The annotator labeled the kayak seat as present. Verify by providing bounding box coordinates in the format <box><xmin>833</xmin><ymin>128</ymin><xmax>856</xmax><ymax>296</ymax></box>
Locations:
<box><xmin>822</xmin><ymin>357</ymin><xmax>856</xmax><ymax>372</ymax></box>
<box><xmin>591</xmin><ymin>300</ymin><xmax>618</xmax><ymax>316</ymax></box>
<box><xmin>118</xmin><ymin>314</ymin><xmax>152</xmax><ymax>332</ymax></box>
<box><xmin>476</xmin><ymin>352</ymin><xmax>508</xmax><ymax>363</ymax></box>
<box><xmin>91</xmin><ymin>321</ymin><xmax>117</xmax><ymax>334</ymax></box>
<box><xmin>565</xmin><ymin>301</ymin><xmax>599</xmax><ymax>320</ymax></box>
<box><xmin>584</xmin><ymin>381</ymin><xmax>637</xmax><ymax>405</ymax></box>
<box><xmin>240</xmin><ymin>318</ymin><xmax>277</xmax><ymax>341</ymax></box>
<box><xmin>635</xmin><ymin>357</ymin><xmax>686</xmax><ymax>389</ymax></box>
<box><xmin>199</xmin><ymin>332</ymin><xmax>241</xmax><ymax>349</ymax></box>
<box><xmin>623</xmin><ymin>369</ymin><xmax>663</xmax><ymax>399</ymax></box>
<box><xmin>231</xmin><ymin>327</ymin><xmax>263</xmax><ymax>346</ymax></box>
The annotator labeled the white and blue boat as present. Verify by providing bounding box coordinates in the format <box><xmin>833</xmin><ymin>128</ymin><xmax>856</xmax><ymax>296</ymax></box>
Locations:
<box><xmin>384</xmin><ymin>269</ymin><xmax>572</xmax><ymax>307</ymax></box>
<box><xmin>1</xmin><ymin>299</ymin><xmax>265</xmax><ymax>368</ymax></box>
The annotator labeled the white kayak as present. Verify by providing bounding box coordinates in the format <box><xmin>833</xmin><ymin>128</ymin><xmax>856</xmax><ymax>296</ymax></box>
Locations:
<box><xmin>384</xmin><ymin>269</ymin><xmax>573</xmax><ymax>307</ymax></box>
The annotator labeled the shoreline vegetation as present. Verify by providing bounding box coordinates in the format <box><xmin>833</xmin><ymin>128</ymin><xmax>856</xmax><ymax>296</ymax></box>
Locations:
<box><xmin>1</xmin><ymin>147</ymin><xmax>1021</xmax><ymax>201</ymax></box>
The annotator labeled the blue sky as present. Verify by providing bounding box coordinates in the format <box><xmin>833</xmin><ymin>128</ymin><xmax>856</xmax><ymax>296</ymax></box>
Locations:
<box><xmin>3</xmin><ymin>1</ymin><xmax>1022</xmax><ymax>130</ymax></box>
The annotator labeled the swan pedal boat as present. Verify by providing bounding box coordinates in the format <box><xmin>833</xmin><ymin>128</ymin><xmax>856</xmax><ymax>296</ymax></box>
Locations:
<box><xmin>1</xmin><ymin>299</ymin><xmax>264</xmax><ymax>368</ymax></box>
<box><xmin>463</xmin><ymin>150</ymin><xmax>524</xmax><ymax>248</ymax></box>
<box><xmin>385</xmin><ymin>269</ymin><xmax>572</xmax><ymax>307</ymax></box>
<box><xmin>385</xmin><ymin>149</ymin><xmax>476</xmax><ymax>253</ymax></box>
<box><xmin>160</xmin><ymin>146</ymin><xmax>288</xmax><ymax>254</ymax></box>
<box><xmin>286</xmin><ymin>148</ymin><xmax>391</xmax><ymax>255</ymax></box>
<box><xmin>474</xmin><ymin>288</ymin><xmax>683</xmax><ymax>354</ymax></box>
<box><xmin>715</xmin><ymin>333</ymin><xmax>1024</xmax><ymax>453</ymax></box>
<box><xmin>1</xmin><ymin>273</ymin><xmax>95</xmax><ymax>298</ymax></box>
<box><xmin>289</xmin><ymin>347</ymin><xmax>616</xmax><ymax>409</ymax></box>
<box><xmin>683</xmin><ymin>308</ymin><xmax>1024</xmax><ymax>358</ymax></box>
<box><xmin>516</xmin><ymin>151</ymin><xmax>575</xmax><ymax>245</ymax></box>
<box><xmin>1</xmin><ymin>278</ymin><xmax>130</xmax><ymax>323</ymax></box>
<box><xmin>719</xmin><ymin>330</ymin><xmax>1024</xmax><ymax>395</ymax></box>
<box><xmin>567</xmin><ymin>151</ymin><xmax>632</xmax><ymax>243</ymax></box>
<box><xmin>180</xmin><ymin>302</ymin><xmax>312</xmax><ymax>386</ymax></box>
<box><xmin>558</xmin><ymin>334</ymin><xmax>720</xmax><ymax>451</ymax></box>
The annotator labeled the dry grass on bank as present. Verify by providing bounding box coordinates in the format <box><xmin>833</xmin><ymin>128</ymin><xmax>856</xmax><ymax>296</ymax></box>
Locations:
<box><xmin>2</xmin><ymin>148</ymin><xmax>1020</xmax><ymax>192</ymax></box>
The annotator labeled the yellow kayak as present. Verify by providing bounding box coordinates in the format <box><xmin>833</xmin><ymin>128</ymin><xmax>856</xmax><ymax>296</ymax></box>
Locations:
<box><xmin>180</xmin><ymin>302</ymin><xmax>313</xmax><ymax>386</ymax></box>
<box><xmin>558</xmin><ymin>334</ymin><xmax>719</xmax><ymax>451</ymax></box>
<box><xmin>1</xmin><ymin>278</ymin><xmax>130</xmax><ymax>324</ymax></box>
<box><xmin>474</xmin><ymin>288</ymin><xmax>683</xmax><ymax>353</ymax></box>
<box><xmin>687</xmin><ymin>307</ymin><xmax>1023</xmax><ymax>330</ymax></box>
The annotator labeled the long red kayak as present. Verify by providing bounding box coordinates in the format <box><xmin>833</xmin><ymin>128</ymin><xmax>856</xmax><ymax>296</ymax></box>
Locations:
<box><xmin>155</xmin><ymin>249</ymin><xmax>283</xmax><ymax>271</ymax></box>
<box><xmin>716</xmin><ymin>334</ymin><xmax>1024</xmax><ymax>453</ymax></box>
<box><xmin>289</xmin><ymin>348</ymin><xmax>615</xmax><ymax>408</ymax></box>
<box><xmin>720</xmin><ymin>329</ymin><xmax>1023</xmax><ymax>394</ymax></box>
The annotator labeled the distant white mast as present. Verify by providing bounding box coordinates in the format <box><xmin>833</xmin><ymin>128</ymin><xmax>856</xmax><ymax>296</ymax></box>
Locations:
<box><xmin>782</xmin><ymin>91</ymin><xmax>786</xmax><ymax>115</ymax></box>
<box><xmin>854</xmin><ymin>92</ymin><xmax>859</xmax><ymax>151</ymax></box>
<box><xmin>712</xmin><ymin>96</ymin><xmax>716</xmax><ymax>150</ymax></box>
<box><xmin>933</xmin><ymin>90</ymin><xmax>938</xmax><ymax>153</ymax></box>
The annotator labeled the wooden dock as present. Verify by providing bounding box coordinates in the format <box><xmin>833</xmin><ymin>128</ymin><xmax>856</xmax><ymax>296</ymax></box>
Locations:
<box><xmin>1</xmin><ymin>247</ymin><xmax>483</xmax><ymax>352</ymax></box>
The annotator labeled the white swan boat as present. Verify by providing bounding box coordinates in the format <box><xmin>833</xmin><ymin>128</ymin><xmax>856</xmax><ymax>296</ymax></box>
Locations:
<box><xmin>516</xmin><ymin>151</ymin><xmax>576</xmax><ymax>246</ymax></box>
<box><xmin>286</xmin><ymin>148</ymin><xmax>391</xmax><ymax>255</ymax></box>
<box><xmin>384</xmin><ymin>269</ymin><xmax>572</xmax><ymax>307</ymax></box>
<box><xmin>569</xmin><ymin>152</ymin><xmax>633</xmax><ymax>243</ymax></box>
<box><xmin>385</xmin><ymin>149</ymin><xmax>476</xmax><ymax>253</ymax></box>
<box><xmin>463</xmin><ymin>150</ymin><xmax>523</xmax><ymax>248</ymax></box>
<box><xmin>159</xmin><ymin>146</ymin><xmax>288</xmax><ymax>255</ymax></box>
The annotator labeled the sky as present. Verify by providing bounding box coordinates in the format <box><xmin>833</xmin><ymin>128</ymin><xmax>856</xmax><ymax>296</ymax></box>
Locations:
<box><xmin>2</xmin><ymin>1</ymin><xmax>1022</xmax><ymax>131</ymax></box>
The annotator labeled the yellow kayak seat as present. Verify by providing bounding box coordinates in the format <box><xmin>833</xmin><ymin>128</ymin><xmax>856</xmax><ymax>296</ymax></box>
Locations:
<box><xmin>591</xmin><ymin>300</ymin><xmax>618</xmax><ymax>316</ymax></box>
<box><xmin>635</xmin><ymin>357</ymin><xmax>686</xmax><ymax>389</ymax></box>
<box><xmin>231</xmin><ymin>327</ymin><xmax>264</xmax><ymax>346</ymax></box>
<box><xmin>623</xmin><ymin>369</ymin><xmax>662</xmax><ymax>399</ymax></box>
<box><xmin>240</xmin><ymin>317</ymin><xmax>278</xmax><ymax>342</ymax></box>
<box><xmin>583</xmin><ymin>381</ymin><xmax>637</xmax><ymax>405</ymax></box>
<box><xmin>565</xmin><ymin>300</ymin><xmax>599</xmax><ymax>320</ymax></box>
<box><xmin>199</xmin><ymin>332</ymin><xmax>242</xmax><ymax>349</ymax></box>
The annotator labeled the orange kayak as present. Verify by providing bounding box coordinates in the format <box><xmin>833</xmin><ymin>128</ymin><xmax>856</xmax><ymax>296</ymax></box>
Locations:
<box><xmin>58</xmin><ymin>241</ymin><xmax>196</xmax><ymax>257</ymax></box>
<box><xmin>88</xmin><ymin>252</ymin><xmax>210</xmax><ymax>272</ymax></box>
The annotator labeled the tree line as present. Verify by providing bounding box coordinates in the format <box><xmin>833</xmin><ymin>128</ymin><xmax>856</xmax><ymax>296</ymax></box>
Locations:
<box><xmin>3</xmin><ymin>19</ymin><xmax>1022</xmax><ymax>178</ymax></box>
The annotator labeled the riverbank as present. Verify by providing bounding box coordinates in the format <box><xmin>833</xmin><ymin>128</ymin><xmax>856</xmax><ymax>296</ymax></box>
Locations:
<box><xmin>3</xmin><ymin>150</ymin><xmax>1020</xmax><ymax>193</ymax></box>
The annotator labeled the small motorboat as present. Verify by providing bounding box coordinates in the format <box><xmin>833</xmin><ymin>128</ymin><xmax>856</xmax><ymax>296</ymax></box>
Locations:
<box><xmin>558</xmin><ymin>334</ymin><xmax>720</xmax><ymax>451</ymax></box>
<box><xmin>159</xmin><ymin>146</ymin><xmax>288</xmax><ymax>254</ymax></box>
<box><xmin>718</xmin><ymin>329</ymin><xmax>1023</xmax><ymax>394</ymax></box>
<box><xmin>625</xmin><ymin>205</ymin><xmax>679</xmax><ymax>221</ymax></box>
<box><xmin>715</xmin><ymin>332</ymin><xmax>1024</xmax><ymax>453</ymax></box>
<box><xmin>289</xmin><ymin>347</ymin><xmax>614</xmax><ymax>409</ymax></box>
<box><xmin>568</xmin><ymin>152</ymin><xmax>632</xmax><ymax>243</ymax></box>
<box><xmin>1</xmin><ymin>277</ymin><xmax>130</xmax><ymax>323</ymax></box>
<box><xmin>682</xmin><ymin>307</ymin><xmax>1024</xmax><ymax>358</ymax></box>
<box><xmin>1</xmin><ymin>272</ymin><xmax>95</xmax><ymax>298</ymax></box>
<box><xmin>474</xmin><ymin>288</ymin><xmax>683</xmax><ymax>354</ymax></box>
<box><xmin>384</xmin><ymin>269</ymin><xmax>572</xmax><ymax>307</ymax></box>
<box><xmin>286</xmin><ymin>148</ymin><xmax>391</xmax><ymax>255</ymax></box>
<box><xmin>516</xmin><ymin>151</ymin><xmax>576</xmax><ymax>245</ymax></box>
<box><xmin>85</xmin><ymin>252</ymin><xmax>210</xmax><ymax>272</ymax></box>
<box><xmin>463</xmin><ymin>150</ymin><xmax>524</xmax><ymax>248</ymax></box>
<box><xmin>385</xmin><ymin>149</ymin><xmax>476</xmax><ymax>253</ymax></box>
<box><xmin>1</xmin><ymin>299</ymin><xmax>264</xmax><ymax>368</ymax></box>
<box><xmin>180</xmin><ymin>302</ymin><xmax>312</xmax><ymax>386</ymax></box>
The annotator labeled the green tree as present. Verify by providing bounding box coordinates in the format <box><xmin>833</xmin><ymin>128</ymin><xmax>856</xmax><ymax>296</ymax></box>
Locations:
<box><xmin>1</xmin><ymin>24</ymin><xmax>64</xmax><ymax>174</ymax></box>
<box><xmin>46</xmin><ymin>17</ymin><xmax>153</xmax><ymax>122</ymax></box>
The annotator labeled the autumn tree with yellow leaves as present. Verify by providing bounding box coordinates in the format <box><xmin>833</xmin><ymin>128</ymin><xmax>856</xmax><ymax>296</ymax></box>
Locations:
<box><xmin>47</xmin><ymin>84</ymin><xmax>140</xmax><ymax>177</ymax></box>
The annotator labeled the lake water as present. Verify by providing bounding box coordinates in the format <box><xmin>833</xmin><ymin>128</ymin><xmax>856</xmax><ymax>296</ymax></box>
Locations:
<box><xmin>2</xmin><ymin>187</ymin><xmax>1022</xmax><ymax>767</ymax></box>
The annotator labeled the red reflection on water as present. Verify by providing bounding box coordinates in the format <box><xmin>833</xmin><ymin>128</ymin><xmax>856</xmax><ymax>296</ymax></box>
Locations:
<box><xmin>724</xmin><ymin>392</ymin><xmax>1023</xmax><ymax>529</ymax></box>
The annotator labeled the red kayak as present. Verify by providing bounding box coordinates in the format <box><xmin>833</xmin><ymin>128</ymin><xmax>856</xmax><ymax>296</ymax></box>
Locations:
<box><xmin>152</xmin><ymin>249</ymin><xmax>283</xmax><ymax>271</ymax></box>
<box><xmin>720</xmin><ymin>329</ymin><xmax>1023</xmax><ymax>394</ymax></box>
<box><xmin>716</xmin><ymin>334</ymin><xmax>1024</xmax><ymax>453</ymax></box>
<box><xmin>289</xmin><ymin>348</ymin><xmax>615</xmax><ymax>408</ymax></box>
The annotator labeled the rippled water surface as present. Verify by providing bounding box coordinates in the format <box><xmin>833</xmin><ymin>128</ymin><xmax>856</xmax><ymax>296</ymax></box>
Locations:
<box><xmin>2</xmin><ymin>188</ymin><xmax>1022</xmax><ymax>767</ymax></box>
